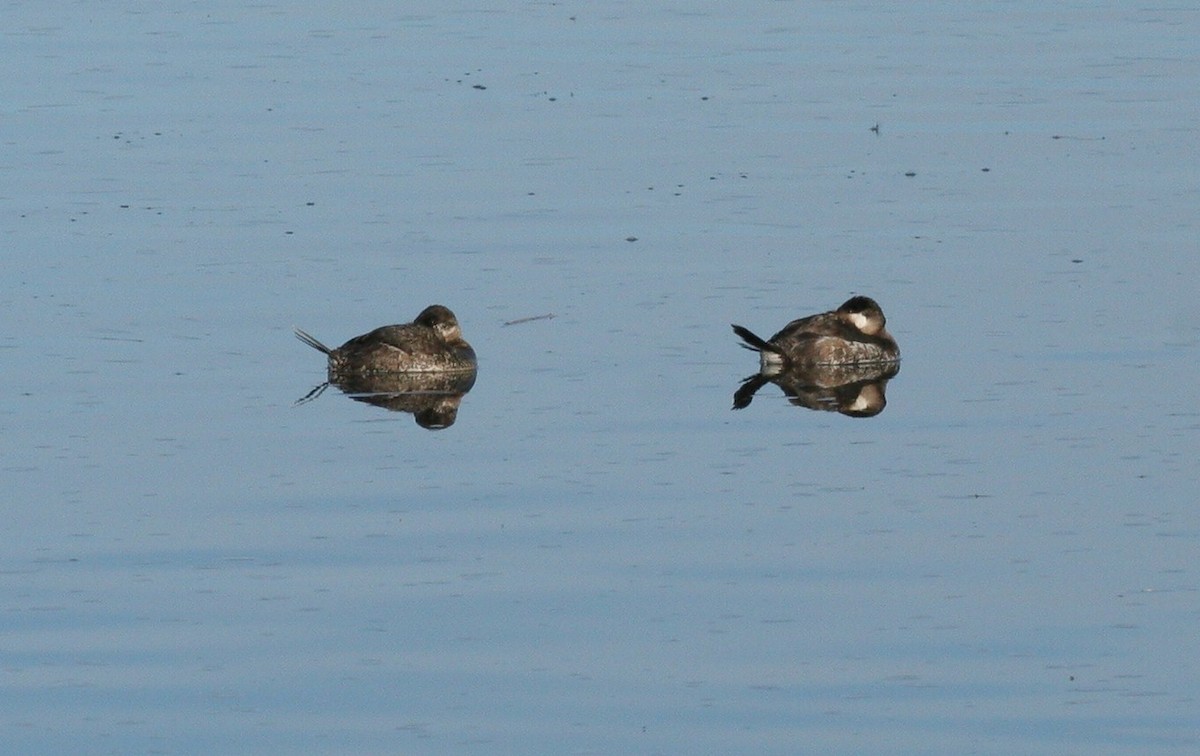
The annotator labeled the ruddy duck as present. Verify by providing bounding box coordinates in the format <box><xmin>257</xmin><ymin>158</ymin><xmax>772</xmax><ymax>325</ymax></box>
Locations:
<box><xmin>295</xmin><ymin>304</ymin><xmax>476</xmax><ymax>376</ymax></box>
<box><xmin>732</xmin><ymin>296</ymin><xmax>900</xmax><ymax>371</ymax></box>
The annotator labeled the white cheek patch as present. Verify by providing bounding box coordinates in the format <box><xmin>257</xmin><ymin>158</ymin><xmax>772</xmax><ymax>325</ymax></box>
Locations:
<box><xmin>848</xmin><ymin>312</ymin><xmax>869</xmax><ymax>331</ymax></box>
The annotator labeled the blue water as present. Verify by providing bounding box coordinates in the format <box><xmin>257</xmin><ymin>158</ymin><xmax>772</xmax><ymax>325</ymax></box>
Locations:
<box><xmin>3</xmin><ymin>3</ymin><xmax>1198</xmax><ymax>753</ymax></box>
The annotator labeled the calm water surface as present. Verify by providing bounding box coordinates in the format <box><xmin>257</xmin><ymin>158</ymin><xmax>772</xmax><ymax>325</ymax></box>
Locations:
<box><xmin>3</xmin><ymin>2</ymin><xmax>1198</xmax><ymax>753</ymax></box>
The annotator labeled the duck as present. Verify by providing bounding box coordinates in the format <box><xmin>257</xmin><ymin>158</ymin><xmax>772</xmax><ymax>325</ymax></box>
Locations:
<box><xmin>295</xmin><ymin>304</ymin><xmax>476</xmax><ymax>376</ymax></box>
<box><xmin>732</xmin><ymin>296</ymin><xmax>899</xmax><ymax>372</ymax></box>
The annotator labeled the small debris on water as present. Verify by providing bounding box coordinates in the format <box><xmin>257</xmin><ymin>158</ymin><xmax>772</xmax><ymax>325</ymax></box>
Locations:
<box><xmin>502</xmin><ymin>313</ymin><xmax>556</xmax><ymax>327</ymax></box>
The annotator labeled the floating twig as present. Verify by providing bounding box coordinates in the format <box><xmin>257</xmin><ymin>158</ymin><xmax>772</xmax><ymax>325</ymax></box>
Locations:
<box><xmin>502</xmin><ymin>313</ymin><xmax>556</xmax><ymax>327</ymax></box>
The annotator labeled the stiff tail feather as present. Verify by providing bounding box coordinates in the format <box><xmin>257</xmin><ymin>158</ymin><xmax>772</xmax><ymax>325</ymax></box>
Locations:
<box><xmin>731</xmin><ymin>324</ymin><xmax>781</xmax><ymax>354</ymax></box>
<box><xmin>294</xmin><ymin>327</ymin><xmax>333</xmax><ymax>355</ymax></box>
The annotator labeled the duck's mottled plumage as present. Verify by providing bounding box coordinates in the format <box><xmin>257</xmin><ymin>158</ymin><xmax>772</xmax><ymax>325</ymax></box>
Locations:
<box><xmin>295</xmin><ymin>304</ymin><xmax>476</xmax><ymax>376</ymax></box>
<box><xmin>732</xmin><ymin>296</ymin><xmax>900</xmax><ymax>371</ymax></box>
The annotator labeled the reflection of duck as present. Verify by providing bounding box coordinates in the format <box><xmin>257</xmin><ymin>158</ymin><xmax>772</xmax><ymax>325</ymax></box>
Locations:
<box><xmin>732</xmin><ymin>296</ymin><xmax>899</xmax><ymax>372</ymax></box>
<box><xmin>733</xmin><ymin>362</ymin><xmax>898</xmax><ymax>417</ymax></box>
<box><xmin>297</xmin><ymin>370</ymin><xmax>477</xmax><ymax>430</ymax></box>
<box><xmin>295</xmin><ymin>304</ymin><xmax>476</xmax><ymax>377</ymax></box>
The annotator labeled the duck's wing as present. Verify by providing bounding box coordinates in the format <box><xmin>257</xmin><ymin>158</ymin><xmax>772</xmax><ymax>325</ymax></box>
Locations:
<box><xmin>768</xmin><ymin>310</ymin><xmax>838</xmax><ymax>341</ymax></box>
<box><xmin>774</xmin><ymin>311</ymin><xmax>885</xmax><ymax>345</ymax></box>
<box><xmin>339</xmin><ymin>324</ymin><xmax>434</xmax><ymax>354</ymax></box>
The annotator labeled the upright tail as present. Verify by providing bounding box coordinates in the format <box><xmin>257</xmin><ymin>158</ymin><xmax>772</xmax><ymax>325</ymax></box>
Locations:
<box><xmin>294</xmin><ymin>327</ymin><xmax>332</xmax><ymax>355</ymax></box>
<box><xmin>731</xmin><ymin>324</ymin><xmax>781</xmax><ymax>354</ymax></box>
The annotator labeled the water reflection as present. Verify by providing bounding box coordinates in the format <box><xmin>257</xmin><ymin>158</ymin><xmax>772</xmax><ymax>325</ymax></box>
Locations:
<box><xmin>732</xmin><ymin>362</ymin><xmax>899</xmax><ymax>417</ymax></box>
<box><xmin>297</xmin><ymin>369</ymin><xmax>477</xmax><ymax>429</ymax></box>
